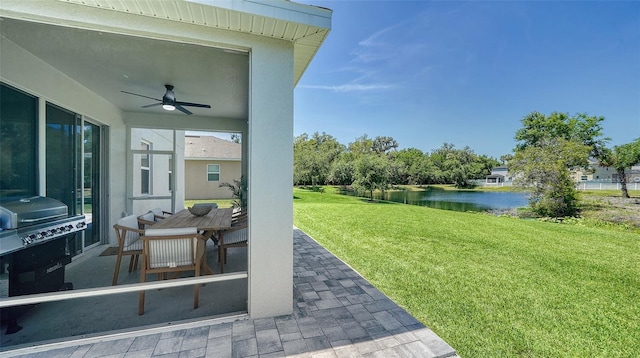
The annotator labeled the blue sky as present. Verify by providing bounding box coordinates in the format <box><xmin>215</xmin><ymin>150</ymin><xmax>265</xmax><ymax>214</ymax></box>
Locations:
<box><xmin>293</xmin><ymin>1</ymin><xmax>640</xmax><ymax>159</ymax></box>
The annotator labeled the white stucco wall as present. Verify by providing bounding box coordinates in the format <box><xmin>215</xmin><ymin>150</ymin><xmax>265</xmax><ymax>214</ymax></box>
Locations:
<box><xmin>247</xmin><ymin>39</ymin><xmax>294</xmax><ymax>318</ymax></box>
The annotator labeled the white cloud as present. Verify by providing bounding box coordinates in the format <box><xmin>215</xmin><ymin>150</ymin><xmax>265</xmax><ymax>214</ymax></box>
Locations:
<box><xmin>298</xmin><ymin>83</ymin><xmax>394</xmax><ymax>92</ymax></box>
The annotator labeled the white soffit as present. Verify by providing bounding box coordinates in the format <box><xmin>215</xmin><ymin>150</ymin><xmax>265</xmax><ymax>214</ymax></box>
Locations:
<box><xmin>58</xmin><ymin>0</ymin><xmax>332</xmax><ymax>85</ymax></box>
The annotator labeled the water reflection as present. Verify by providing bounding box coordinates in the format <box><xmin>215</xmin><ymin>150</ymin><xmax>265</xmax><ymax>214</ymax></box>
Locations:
<box><xmin>347</xmin><ymin>189</ymin><xmax>529</xmax><ymax>212</ymax></box>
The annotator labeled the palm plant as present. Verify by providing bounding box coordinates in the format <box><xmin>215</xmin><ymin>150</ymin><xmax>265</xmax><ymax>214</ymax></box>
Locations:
<box><xmin>219</xmin><ymin>175</ymin><xmax>247</xmax><ymax>208</ymax></box>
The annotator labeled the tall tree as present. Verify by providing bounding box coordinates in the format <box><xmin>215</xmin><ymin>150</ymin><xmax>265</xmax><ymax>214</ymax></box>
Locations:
<box><xmin>348</xmin><ymin>134</ymin><xmax>374</xmax><ymax>157</ymax></box>
<box><xmin>515</xmin><ymin>111</ymin><xmax>609</xmax><ymax>159</ymax></box>
<box><xmin>391</xmin><ymin>148</ymin><xmax>427</xmax><ymax>184</ymax></box>
<box><xmin>328</xmin><ymin>156</ymin><xmax>354</xmax><ymax>186</ymax></box>
<box><xmin>293</xmin><ymin>132</ymin><xmax>344</xmax><ymax>185</ymax></box>
<box><xmin>430</xmin><ymin>143</ymin><xmax>492</xmax><ymax>188</ymax></box>
<box><xmin>499</xmin><ymin>154</ymin><xmax>513</xmax><ymax>166</ymax></box>
<box><xmin>511</xmin><ymin>111</ymin><xmax>608</xmax><ymax>217</ymax></box>
<box><xmin>351</xmin><ymin>154</ymin><xmax>390</xmax><ymax>199</ymax></box>
<box><xmin>371</xmin><ymin>136</ymin><xmax>399</xmax><ymax>154</ymax></box>
<box><xmin>510</xmin><ymin>138</ymin><xmax>591</xmax><ymax>217</ymax></box>
<box><xmin>599</xmin><ymin>138</ymin><xmax>640</xmax><ymax>198</ymax></box>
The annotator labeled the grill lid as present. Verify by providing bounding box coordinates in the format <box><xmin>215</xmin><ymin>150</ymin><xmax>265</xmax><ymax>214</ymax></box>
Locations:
<box><xmin>0</xmin><ymin>196</ymin><xmax>68</xmax><ymax>230</ymax></box>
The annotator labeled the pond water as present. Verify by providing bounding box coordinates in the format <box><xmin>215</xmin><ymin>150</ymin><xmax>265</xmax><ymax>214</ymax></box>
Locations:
<box><xmin>351</xmin><ymin>189</ymin><xmax>529</xmax><ymax>212</ymax></box>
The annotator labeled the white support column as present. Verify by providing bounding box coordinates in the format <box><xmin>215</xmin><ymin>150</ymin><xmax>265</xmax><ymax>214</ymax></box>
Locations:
<box><xmin>247</xmin><ymin>40</ymin><xmax>295</xmax><ymax>318</ymax></box>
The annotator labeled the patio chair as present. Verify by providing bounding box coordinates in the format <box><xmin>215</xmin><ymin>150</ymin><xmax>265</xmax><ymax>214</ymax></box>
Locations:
<box><xmin>150</xmin><ymin>207</ymin><xmax>173</xmax><ymax>221</ymax></box>
<box><xmin>232</xmin><ymin>208</ymin><xmax>247</xmax><ymax>225</ymax></box>
<box><xmin>112</xmin><ymin>214</ymin><xmax>145</xmax><ymax>286</ymax></box>
<box><xmin>231</xmin><ymin>206</ymin><xmax>243</xmax><ymax>218</ymax></box>
<box><xmin>137</xmin><ymin>212</ymin><xmax>157</xmax><ymax>229</ymax></box>
<box><xmin>138</xmin><ymin>227</ymin><xmax>206</xmax><ymax>315</ymax></box>
<box><xmin>210</xmin><ymin>208</ymin><xmax>246</xmax><ymax>246</ymax></box>
<box><xmin>218</xmin><ymin>223</ymin><xmax>248</xmax><ymax>274</ymax></box>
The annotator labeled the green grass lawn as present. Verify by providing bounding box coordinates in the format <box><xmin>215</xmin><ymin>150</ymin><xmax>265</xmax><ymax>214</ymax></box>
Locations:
<box><xmin>292</xmin><ymin>187</ymin><xmax>640</xmax><ymax>357</ymax></box>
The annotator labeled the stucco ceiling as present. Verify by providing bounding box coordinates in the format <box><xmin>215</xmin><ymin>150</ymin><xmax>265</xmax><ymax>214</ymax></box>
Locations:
<box><xmin>0</xmin><ymin>17</ymin><xmax>250</xmax><ymax>119</ymax></box>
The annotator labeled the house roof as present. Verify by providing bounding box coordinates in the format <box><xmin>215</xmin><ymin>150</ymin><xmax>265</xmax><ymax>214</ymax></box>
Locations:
<box><xmin>185</xmin><ymin>135</ymin><xmax>241</xmax><ymax>161</ymax></box>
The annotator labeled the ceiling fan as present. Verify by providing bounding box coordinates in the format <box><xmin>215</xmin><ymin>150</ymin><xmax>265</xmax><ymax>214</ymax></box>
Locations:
<box><xmin>121</xmin><ymin>84</ymin><xmax>211</xmax><ymax>115</ymax></box>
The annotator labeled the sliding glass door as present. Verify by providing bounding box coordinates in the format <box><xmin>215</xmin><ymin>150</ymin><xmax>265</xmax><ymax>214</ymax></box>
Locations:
<box><xmin>83</xmin><ymin>122</ymin><xmax>102</xmax><ymax>248</ymax></box>
<box><xmin>46</xmin><ymin>104</ymin><xmax>83</xmax><ymax>255</ymax></box>
<box><xmin>46</xmin><ymin>104</ymin><xmax>105</xmax><ymax>254</ymax></box>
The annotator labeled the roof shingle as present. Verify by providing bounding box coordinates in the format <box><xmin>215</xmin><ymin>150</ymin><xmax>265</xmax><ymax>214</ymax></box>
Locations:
<box><xmin>184</xmin><ymin>135</ymin><xmax>241</xmax><ymax>160</ymax></box>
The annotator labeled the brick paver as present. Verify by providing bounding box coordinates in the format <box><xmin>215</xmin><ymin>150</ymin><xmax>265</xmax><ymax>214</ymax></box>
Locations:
<box><xmin>4</xmin><ymin>229</ymin><xmax>458</xmax><ymax>358</ymax></box>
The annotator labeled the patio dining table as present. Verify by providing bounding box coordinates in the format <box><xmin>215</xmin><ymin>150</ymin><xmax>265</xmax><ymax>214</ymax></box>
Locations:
<box><xmin>150</xmin><ymin>207</ymin><xmax>233</xmax><ymax>274</ymax></box>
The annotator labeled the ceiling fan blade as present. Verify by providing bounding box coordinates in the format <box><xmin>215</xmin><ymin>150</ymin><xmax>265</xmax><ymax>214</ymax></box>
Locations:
<box><xmin>176</xmin><ymin>101</ymin><xmax>211</xmax><ymax>108</ymax></box>
<box><xmin>175</xmin><ymin>104</ymin><xmax>193</xmax><ymax>115</ymax></box>
<box><xmin>141</xmin><ymin>103</ymin><xmax>163</xmax><ymax>108</ymax></box>
<box><xmin>121</xmin><ymin>90</ymin><xmax>161</xmax><ymax>102</ymax></box>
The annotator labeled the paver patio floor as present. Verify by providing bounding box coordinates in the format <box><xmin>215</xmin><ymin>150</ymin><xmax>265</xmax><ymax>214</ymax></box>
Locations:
<box><xmin>4</xmin><ymin>229</ymin><xmax>458</xmax><ymax>358</ymax></box>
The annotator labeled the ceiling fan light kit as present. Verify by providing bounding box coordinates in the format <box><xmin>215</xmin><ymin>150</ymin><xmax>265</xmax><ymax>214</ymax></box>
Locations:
<box><xmin>121</xmin><ymin>84</ymin><xmax>211</xmax><ymax>115</ymax></box>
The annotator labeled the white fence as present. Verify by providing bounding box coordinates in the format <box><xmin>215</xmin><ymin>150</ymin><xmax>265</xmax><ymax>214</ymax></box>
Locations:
<box><xmin>480</xmin><ymin>180</ymin><xmax>640</xmax><ymax>191</ymax></box>
<box><xmin>575</xmin><ymin>182</ymin><xmax>640</xmax><ymax>191</ymax></box>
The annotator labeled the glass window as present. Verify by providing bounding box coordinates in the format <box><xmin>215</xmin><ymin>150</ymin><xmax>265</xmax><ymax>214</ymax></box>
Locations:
<box><xmin>141</xmin><ymin>141</ymin><xmax>151</xmax><ymax>195</ymax></box>
<box><xmin>0</xmin><ymin>83</ymin><xmax>38</xmax><ymax>199</ymax></box>
<box><xmin>169</xmin><ymin>157</ymin><xmax>173</xmax><ymax>192</ymax></box>
<box><xmin>207</xmin><ymin>164</ymin><xmax>220</xmax><ymax>181</ymax></box>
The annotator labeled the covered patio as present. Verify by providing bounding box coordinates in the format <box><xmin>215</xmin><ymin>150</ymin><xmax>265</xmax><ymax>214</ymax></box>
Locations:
<box><xmin>3</xmin><ymin>229</ymin><xmax>458</xmax><ymax>357</ymax></box>
<box><xmin>1</xmin><ymin>0</ymin><xmax>330</xmax><ymax>349</ymax></box>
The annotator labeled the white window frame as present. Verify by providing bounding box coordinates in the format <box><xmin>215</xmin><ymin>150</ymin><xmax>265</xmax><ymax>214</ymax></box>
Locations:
<box><xmin>168</xmin><ymin>156</ymin><xmax>173</xmax><ymax>192</ymax></box>
<box><xmin>140</xmin><ymin>140</ymin><xmax>151</xmax><ymax>195</ymax></box>
<box><xmin>207</xmin><ymin>164</ymin><xmax>220</xmax><ymax>182</ymax></box>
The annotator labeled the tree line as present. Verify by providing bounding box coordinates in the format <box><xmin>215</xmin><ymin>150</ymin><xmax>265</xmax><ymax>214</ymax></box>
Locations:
<box><xmin>294</xmin><ymin>111</ymin><xmax>640</xmax><ymax>218</ymax></box>
<box><xmin>293</xmin><ymin>133</ymin><xmax>500</xmax><ymax>196</ymax></box>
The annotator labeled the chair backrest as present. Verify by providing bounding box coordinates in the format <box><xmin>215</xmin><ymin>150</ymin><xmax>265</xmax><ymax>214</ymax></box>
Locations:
<box><xmin>142</xmin><ymin>227</ymin><xmax>201</xmax><ymax>269</ymax></box>
<box><xmin>137</xmin><ymin>212</ymin><xmax>156</xmax><ymax>228</ymax></box>
<box><xmin>150</xmin><ymin>208</ymin><xmax>171</xmax><ymax>219</ymax></box>
<box><xmin>115</xmin><ymin>214</ymin><xmax>143</xmax><ymax>247</ymax></box>
<box><xmin>231</xmin><ymin>208</ymin><xmax>247</xmax><ymax>225</ymax></box>
<box><xmin>222</xmin><ymin>226</ymin><xmax>248</xmax><ymax>245</ymax></box>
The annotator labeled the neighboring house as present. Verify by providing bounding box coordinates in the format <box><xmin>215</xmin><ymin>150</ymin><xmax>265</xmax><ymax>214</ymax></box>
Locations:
<box><xmin>612</xmin><ymin>168</ymin><xmax>640</xmax><ymax>184</ymax></box>
<box><xmin>571</xmin><ymin>159</ymin><xmax>613</xmax><ymax>182</ymax></box>
<box><xmin>486</xmin><ymin>166</ymin><xmax>511</xmax><ymax>184</ymax></box>
<box><xmin>184</xmin><ymin>135</ymin><xmax>241</xmax><ymax>199</ymax></box>
<box><xmin>0</xmin><ymin>0</ymin><xmax>331</xmax><ymax>346</ymax></box>
<box><xmin>571</xmin><ymin>160</ymin><xmax>640</xmax><ymax>182</ymax></box>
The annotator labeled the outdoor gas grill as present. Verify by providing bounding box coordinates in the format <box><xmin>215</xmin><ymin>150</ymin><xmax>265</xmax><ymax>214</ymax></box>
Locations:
<box><xmin>0</xmin><ymin>196</ymin><xmax>86</xmax><ymax>296</ymax></box>
<box><xmin>0</xmin><ymin>196</ymin><xmax>86</xmax><ymax>334</ymax></box>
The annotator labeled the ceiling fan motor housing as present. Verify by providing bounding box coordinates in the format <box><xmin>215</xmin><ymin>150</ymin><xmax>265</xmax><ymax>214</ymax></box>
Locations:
<box><xmin>163</xmin><ymin>85</ymin><xmax>176</xmax><ymax>105</ymax></box>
